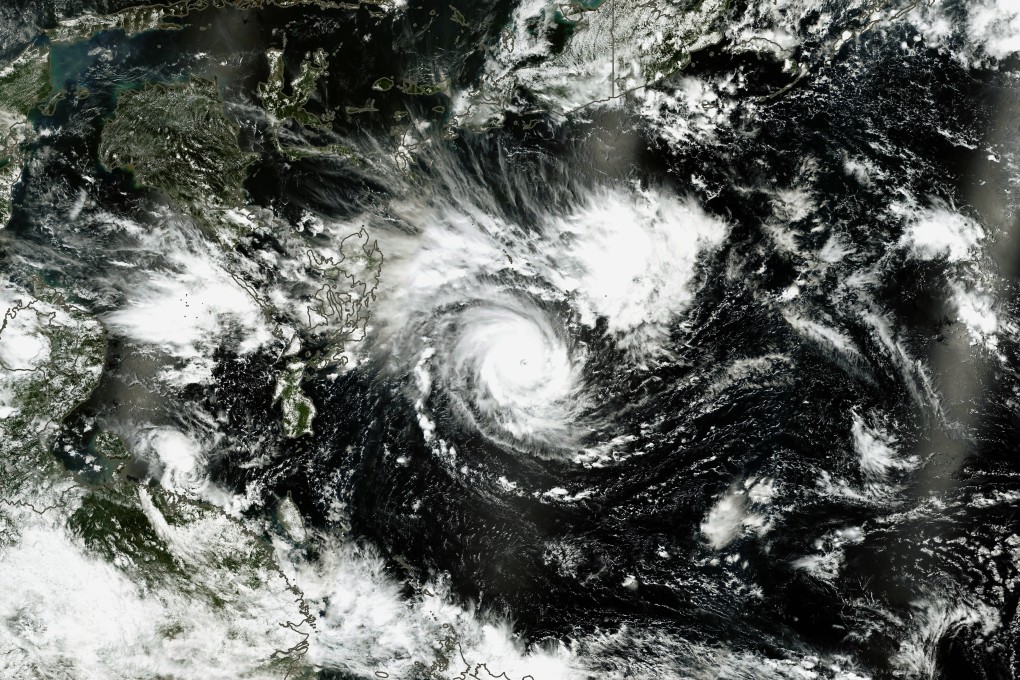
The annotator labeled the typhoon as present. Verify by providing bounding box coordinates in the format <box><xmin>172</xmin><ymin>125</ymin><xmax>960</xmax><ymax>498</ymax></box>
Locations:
<box><xmin>1</xmin><ymin>1</ymin><xmax>1020</xmax><ymax>679</ymax></box>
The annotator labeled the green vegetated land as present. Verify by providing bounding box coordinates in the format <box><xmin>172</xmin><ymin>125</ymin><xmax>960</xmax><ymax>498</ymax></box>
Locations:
<box><xmin>99</xmin><ymin>78</ymin><xmax>256</xmax><ymax>213</ymax></box>
<box><xmin>0</xmin><ymin>45</ymin><xmax>52</xmax><ymax>225</ymax></box>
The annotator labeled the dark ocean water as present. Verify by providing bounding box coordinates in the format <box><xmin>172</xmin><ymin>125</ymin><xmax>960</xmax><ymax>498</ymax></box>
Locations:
<box><xmin>5</xmin><ymin>1</ymin><xmax>1020</xmax><ymax>678</ymax></box>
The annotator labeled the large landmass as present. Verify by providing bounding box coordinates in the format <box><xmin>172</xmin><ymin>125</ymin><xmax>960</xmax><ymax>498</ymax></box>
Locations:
<box><xmin>99</xmin><ymin>78</ymin><xmax>256</xmax><ymax>226</ymax></box>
